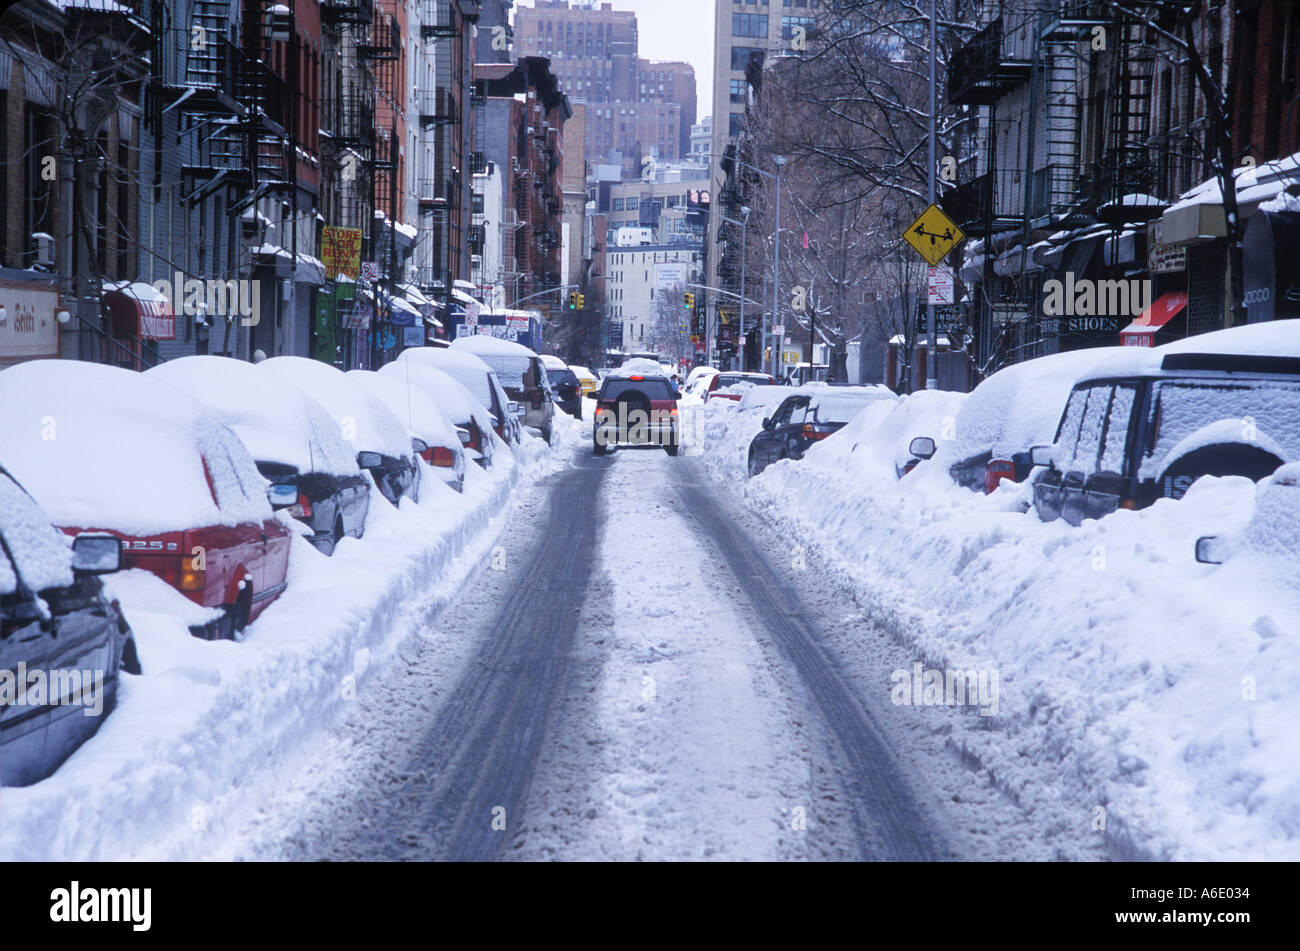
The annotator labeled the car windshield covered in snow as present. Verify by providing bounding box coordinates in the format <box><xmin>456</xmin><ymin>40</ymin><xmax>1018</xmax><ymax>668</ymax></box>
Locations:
<box><xmin>0</xmin><ymin>470</ymin><xmax>74</xmax><ymax>597</ymax></box>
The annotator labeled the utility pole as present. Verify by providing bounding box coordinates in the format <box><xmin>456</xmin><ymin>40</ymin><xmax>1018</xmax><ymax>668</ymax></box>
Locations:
<box><xmin>925</xmin><ymin>0</ymin><xmax>938</xmax><ymax>390</ymax></box>
<box><xmin>771</xmin><ymin>155</ymin><xmax>786</xmax><ymax>380</ymax></box>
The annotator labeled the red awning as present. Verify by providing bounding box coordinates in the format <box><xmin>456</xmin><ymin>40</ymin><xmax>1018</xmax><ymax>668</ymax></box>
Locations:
<box><xmin>103</xmin><ymin>283</ymin><xmax>176</xmax><ymax>341</ymax></box>
<box><xmin>1120</xmin><ymin>291</ymin><xmax>1188</xmax><ymax>347</ymax></box>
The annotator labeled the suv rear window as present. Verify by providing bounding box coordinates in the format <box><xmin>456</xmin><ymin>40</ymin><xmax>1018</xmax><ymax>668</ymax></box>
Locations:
<box><xmin>1141</xmin><ymin>379</ymin><xmax>1300</xmax><ymax>478</ymax></box>
<box><xmin>602</xmin><ymin>379</ymin><xmax>676</xmax><ymax>401</ymax></box>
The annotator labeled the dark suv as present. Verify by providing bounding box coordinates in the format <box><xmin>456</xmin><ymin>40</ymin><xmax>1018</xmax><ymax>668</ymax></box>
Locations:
<box><xmin>1032</xmin><ymin>351</ymin><xmax>1300</xmax><ymax>525</ymax></box>
<box><xmin>591</xmin><ymin>373</ymin><xmax>681</xmax><ymax>455</ymax></box>
<box><xmin>1</xmin><ymin>469</ymin><xmax>139</xmax><ymax>786</ymax></box>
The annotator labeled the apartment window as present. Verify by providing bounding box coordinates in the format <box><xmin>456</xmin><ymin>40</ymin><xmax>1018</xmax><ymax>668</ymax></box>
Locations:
<box><xmin>730</xmin><ymin>46</ymin><xmax>764</xmax><ymax>72</ymax></box>
<box><xmin>730</xmin><ymin>79</ymin><xmax>747</xmax><ymax>104</ymax></box>
<box><xmin>732</xmin><ymin>13</ymin><xmax>768</xmax><ymax>38</ymax></box>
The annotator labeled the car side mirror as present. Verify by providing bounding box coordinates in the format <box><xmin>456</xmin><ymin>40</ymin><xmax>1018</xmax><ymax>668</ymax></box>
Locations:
<box><xmin>762</xmin><ymin>417</ymin><xmax>774</xmax><ymax>431</ymax></box>
<box><xmin>411</xmin><ymin>438</ymin><xmax>428</xmax><ymax>455</ymax></box>
<box><xmin>1195</xmin><ymin>535</ymin><xmax>1228</xmax><ymax>565</ymax></box>
<box><xmin>585</xmin><ymin>391</ymin><xmax>597</xmax><ymax>400</ymax></box>
<box><xmin>267</xmin><ymin>483</ymin><xmax>299</xmax><ymax>509</ymax></box>
<box><xmin>508</xmin><ymin>401</ymin><xmax>520</xmax><ymax>415</ymax></box>
<box><xmin>71</xmin><ymin>534</ymin><xmax>123</xmax><ymax>574</ymax></box>
<box><xmin>908</xmin><ymin>436</ymin><xmax>937</xmax><ymax>460</ymax></box>
<box><xmin>1029</xmin><ymin>445</ymin><xmax>1056</xmax><ymax>468</ymax></box>
<box><xmin>357</xmin><ymin>451</ymin><xmax>383</xmax><ymax>469</ymax></box>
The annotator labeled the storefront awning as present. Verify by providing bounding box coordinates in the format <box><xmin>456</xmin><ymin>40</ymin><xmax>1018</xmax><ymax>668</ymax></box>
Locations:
<box><xmin>1121</xmin><ymin>291</ymin><xmax>1188</xmax><ymax>347</ymax></box>
<box><xmin>103</xmin><ymin>282</ymin><xmax>175</xmax><ymax>341</ymax></box>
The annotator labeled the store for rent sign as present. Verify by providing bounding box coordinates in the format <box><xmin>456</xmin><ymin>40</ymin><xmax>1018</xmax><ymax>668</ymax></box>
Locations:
<box><xmin>321</xmin><ymin>227</ymin><xmax>363</xmax><ymax>281</ymax></box>
<box><xmin>0</xmin><ymin>282</ymin><xmax>60</xmax><ymax>367</ymax></box>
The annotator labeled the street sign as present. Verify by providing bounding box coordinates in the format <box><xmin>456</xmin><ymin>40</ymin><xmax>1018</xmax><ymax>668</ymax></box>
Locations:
<box><xmin>770</xmin><ymin>324</ymin><xmax>784</xmax><ymax>337</ymax></box>
<box><xmin>359</xmin><ymin>261</ymin><xmax>380</xmax><ymax>283</ymax></box>
<box><xmin>927</xmin><ymin>265</ymin><xmax>954</xmax><ymax>304</ymax></box>
<box><xmin>904</xmin><ymin>204</ymin><xmax>964</xmax><ymax>266</ymax></box>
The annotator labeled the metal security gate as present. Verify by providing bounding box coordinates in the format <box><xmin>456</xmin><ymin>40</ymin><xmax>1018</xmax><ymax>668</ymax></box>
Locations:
<box><xmin>1186</xmin><ymin>243</ymin><xmax>1226</xmax><ymax>335</ymax></box>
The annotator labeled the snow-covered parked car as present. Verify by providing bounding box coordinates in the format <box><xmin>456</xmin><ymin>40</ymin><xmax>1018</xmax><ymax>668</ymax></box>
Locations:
<box><xmin>395</xmin><ymin>347</ymin><xmax>520</xmax><ymax>446</ymax></box>
<box><xmin>379</xmin><ymin>359</ymin><xmax>501</xmax><ymax>468</ymax></box>
<box><xmin>348</xmin><ymin>370</ymin><xmax>467</xmax><ymax>493</ymax></box>
<box><xmin>148</xmin><ymin>356</ymin><xmax>369</xmax><ymax>557</ymax></box>
<box><xmin>1</xmin><ymin>360</ymin><xmax>292</xmax><ymax>640</ymax></box>
<box><xmin>838</xmin><ymin>388</ymin><xmax>968</xmax><ymax>480</ymax></box>
<box><xmin>260</xmin><ymin>356</ymin><xmax>420</xmax><ymax>507</ymax></box>
<box><xmin>541</xmin><ymin>354</ymin><xmax>583</xmax><ymax>420</ymax></box>
<box><xmin>1032</xmin><ymin>323</ymin><xmax>1300</xmax><ymax>525</ymax></box>
<box><xmin>0</xmin><ymin>467</ymin><xmax>138</xmax><ymax>786</ymax></box>
<box><xmin>926</xmin><ymin>348</ymin><xmax>1134</xmax><ymax>494</ymax></box>
<box><xmin>450</xmin><ymin>336</ymin><xmax>555</xmax><ymax>443</ymax></box>
<box><xmin>1195</xmin><ymin>462</ymin><xmax>1300</xmax><ymax>568</ymax></box>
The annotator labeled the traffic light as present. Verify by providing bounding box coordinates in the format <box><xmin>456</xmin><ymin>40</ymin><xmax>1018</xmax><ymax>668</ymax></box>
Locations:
<box><xmin>576</xmin><ymin>293</ymin><xmax>585</xmax><ymax>309</ymax></box>
<box><xmin>684</xmin><ymin>292</ymin><xmax>695</xmax><ymax>311</ymax></box>
<box><xmin>568</xmin><ymin>292</ymin><xmax>578</xmax><ymax>310</ymax></box>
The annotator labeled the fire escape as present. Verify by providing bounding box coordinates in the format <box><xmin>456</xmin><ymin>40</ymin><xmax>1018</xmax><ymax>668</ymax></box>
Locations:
<box><xmin>321</xmin><ymin>0</ymin><xmax>377</xmax><ymax>245</ymax></box>
<box><xmin>364</xmin><ymin>8</ymin><xmax>401</xmax><ymax>284</ymax></box>
<box><xmin>173</xmin><ymin>1</ymin><xmax>293</xmax><ymax>220</ymax></box>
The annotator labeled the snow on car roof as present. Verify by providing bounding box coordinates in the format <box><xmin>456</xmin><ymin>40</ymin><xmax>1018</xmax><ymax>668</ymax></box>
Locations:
<box><xmin>148</xmin><ymin>355</ymin><xmax>359</xmax><ymax>478</ymax></box>
<box><xmin>540</xmin><ymin>354</ymin><xmax>568</xmax><ymax>371</ymax></box>
<box><xmin>608</xmin><ymin>358</ymin><xmax>666</xmax><ymax>378</ymax></box>
<box><xmin>937</xmin><ymin>347</ymin><xmax>1135</xmax><ymax>467</ymax></box>
<box><xmin>0</xmin><ymin>470</ymin><xmax>74</xmax><ymax>597</ymax></box>
<box><xmin>346</xmin><ymin>370</ymin><xmax>460</xmax><ymax>450</ymax></box>
<box><xmin>395</xmin><ymin>347</ymin><xmax>498</xmax><ymax>409</ymax></box>
<box><xmin>378</xmin><ymin>360</ymin><xmax>496</xmax><ymax>435</ymax></box>
<box><xmin>259</xmin><ymin>356</ymin><xmax>412</xmax><ymax>461</ymax></box>
<box><xmin>1071</xmin><ymin>324</ymin><xmax>1300</xmax><ymax>386</ymax></box>
<box><xmin>451</xmin><ymin>335</ymin><xmax>539</xmax><ymax>360</ymax></box>
<box><xmin>1</xmin><ymin>360</ymin><xmax>271</xmax><ymax>535</ymax></box>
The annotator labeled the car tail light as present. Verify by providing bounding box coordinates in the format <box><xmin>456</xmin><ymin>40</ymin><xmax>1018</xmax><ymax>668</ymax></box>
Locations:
<box><xmin>466</xmin><ymin>427</ymin><xmax>483</xmax><ymax>452</ymax></box>
<box><xmin>180</xmin><ymin>564</ymin><xmax>206</xmax><ymax>592</ymax></box>
<box><xmin>287</xmin><ymin>492</ymin><xmax>312</xmax><ymax>518</ymax></box>
<box><xmin>431</xmin><ymin>446</ymin><xmax>456</xmax><ymax>468</ymax></box>
<box><xmin>1119</xmin><ymin>498</ymin><xmax>1139</xmax><ymax>511</ymax></box>
<box><xmin>670</xmin><ymin>406</ymin><xmax>679</xmax><ymax>416</ymax></box>
<box><xmin>985</xmin><ymin>459</ymin><xmax>1016</xmax><ymax>494</ymax></box>
<box><xmin>801</xmin><ymin>424</ymin><xmax>831</xmax><ymax>441</ymax></box>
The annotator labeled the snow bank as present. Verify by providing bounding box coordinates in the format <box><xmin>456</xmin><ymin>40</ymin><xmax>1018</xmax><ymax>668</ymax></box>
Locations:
<box><xmin>0</xmin><ymin>392</ymin><xmax>577</xmax><ymax>860</ymax></box>
<box><xmin>700</xmin><ymin>387</ymin><xmax>1300</xmax><ymax>860</ymax></box>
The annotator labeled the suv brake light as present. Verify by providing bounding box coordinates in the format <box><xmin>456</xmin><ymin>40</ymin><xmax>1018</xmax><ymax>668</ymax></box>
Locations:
<box><xmin>431</xmin><ymin>447</ymin><xmax>455</xmax><ymax>468</ymax></box>
<box><xmin>801</xmin><ymin>424</ymin><xmax>831</xmax><ymax>441</ymax></box>
<box><xmin>985</xmin><ymin>459</ymin><xmax>1016</xmax><ymax>494</ymax></box>
<box><xmin>288</xmin><ymin>492</ymin><xmax>312</xmax><ymax>518</ymax></box>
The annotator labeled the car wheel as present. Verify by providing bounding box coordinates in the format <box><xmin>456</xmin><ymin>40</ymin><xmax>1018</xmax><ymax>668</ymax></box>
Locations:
<box><xmin>593</xmin><ymin>436</ymin><xmax>607</xmax><ymax>456</ymax></box>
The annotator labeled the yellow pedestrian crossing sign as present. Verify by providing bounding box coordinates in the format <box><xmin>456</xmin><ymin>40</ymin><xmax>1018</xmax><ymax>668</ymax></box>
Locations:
<box><xmin>903</xmin><ymin>204</ymin><xmax>964</xmax><ymax>266</ymax></box>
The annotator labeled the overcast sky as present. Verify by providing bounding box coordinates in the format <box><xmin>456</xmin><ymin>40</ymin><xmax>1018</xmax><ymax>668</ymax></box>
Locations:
<box><xmin>513</xmin><ymin>0</ymin><xmax>715</xmax><ymax>121</ymax></box>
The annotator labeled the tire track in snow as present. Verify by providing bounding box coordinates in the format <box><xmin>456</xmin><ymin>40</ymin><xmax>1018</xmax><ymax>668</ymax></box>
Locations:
<box><xmin>673</xmin><ymin>460</ymin><xmax>946</xmax><ymax>861</ymax></box>
<box><xmin>401</xmin><ymin>454</ymin><xmax>612</xmax><ymax>860</ymax></box>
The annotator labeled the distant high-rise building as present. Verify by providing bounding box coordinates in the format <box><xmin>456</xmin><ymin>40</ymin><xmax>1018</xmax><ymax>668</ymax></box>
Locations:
<box><xmin>514</xmin><ymin>1</ymin><xmax>696</xmax><ymax>175</ymax></box>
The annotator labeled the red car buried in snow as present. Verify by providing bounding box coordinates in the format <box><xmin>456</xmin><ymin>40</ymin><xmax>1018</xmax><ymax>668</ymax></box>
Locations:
<box><xmin>0</xmin><ymin>361</ymin><xmax>291</xmax><ymax>641</ymax></box>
